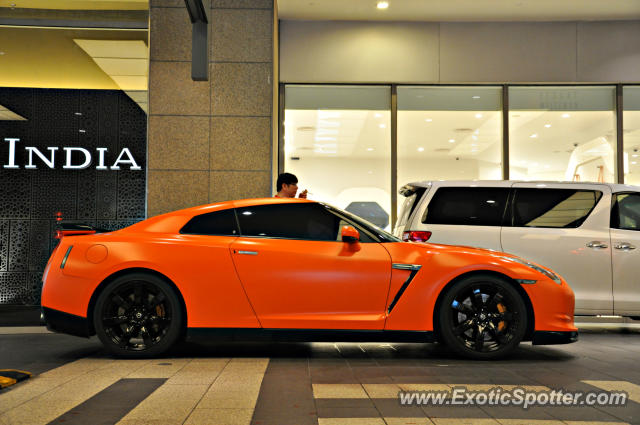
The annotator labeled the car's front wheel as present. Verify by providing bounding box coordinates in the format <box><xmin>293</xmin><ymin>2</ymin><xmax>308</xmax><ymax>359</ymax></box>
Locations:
<box><xmin>437</xmin><ymin>274</ymin><xmax>528</xmax><ymax>360</ymax></box>
<box><xmin>93</xmin><ymin>272</ymin><xmax>183</xmax><ymax>358</ymax></box>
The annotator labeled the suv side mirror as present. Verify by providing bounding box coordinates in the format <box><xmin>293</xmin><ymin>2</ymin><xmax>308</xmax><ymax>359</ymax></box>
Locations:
<box><xmin>341</xmin><ymin>225</ymin><xmax>360</xmax><ymax>243</ymax></box>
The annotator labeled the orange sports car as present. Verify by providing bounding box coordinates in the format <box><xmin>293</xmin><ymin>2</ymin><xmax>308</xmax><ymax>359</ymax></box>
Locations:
<box><xmin>41</xmin><ymin>198</ymin><xmax>577</xmax><ymax>359</ymax></box>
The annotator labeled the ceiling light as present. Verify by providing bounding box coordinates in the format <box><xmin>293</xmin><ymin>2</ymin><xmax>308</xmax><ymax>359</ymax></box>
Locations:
<box><xmin>633</xmin><ymin>154</ymin><xmax>639</xmax><ymax>158</ymax></box>
<box><xmin>562</xmin><ymin>113</ymin><xmax>571</xmax><ymax>118</ymax></box>
<box><xmin>530</xmin><ymin>134</ymin><xmax>538</xmax><ymax>139</ymax></box>
<box><xmin>379</xmin><ymin>123</ymin><xmax>386</xmax><ymax>129</ymax></box>
<box><xmin>79</xmin><ymin>129</ymin><xmax>86</xmax><ymax>133</ymax></box>
<box><xmin>472</xmin><ymin>96</ymin><xmax>480</xmax><ymax>99</ymax></box>
<box><xmin>417</xmin><ymin>147</ymin><xmax>424</xmax><ymax>152</ymax></box>
<box><xmin>374</xmin><ymin>113</ymin><xmax>382</xmax><ymax>118</ymax></box>
<box><xmin>367</xmin><ymin>147</ymin><xmax>374</xmax><ymax>151</ymax></box>
<box><xmin>448</xmin><ymin>139</ymin><xmax>455</xmax><ymax>143</ymax></box>
<box><xmin>472</xmin><ymin>135</ymin><xmax>478</xmax><ymax>141</ymax></box>
<box><xmin>74</xmin><ymin>112</ymin><xmax>82</xmax><ymax>116</ymax></box>
<box><xmin>544</xmin><ymin>124</ymin><xmax>551</xmax><ymax>128</ymax></box>
<box><xmin>475</xmin><ymin>113</ymin><xmax>483</xmax><ymax>119</ymax></box>
<box><xmin>425</xmin><ymin>118</ymin><xmax>432</xmax><ymax>122</ymax></box>
<box><xmin>633</xmin><ymin>162</ymin><xmax>638</xmax><ymax>165</ymax></box>
<box><xmin>377</xmin><ymin>1</ymin><xmax>389</xmax><ymax>9</ymax></box>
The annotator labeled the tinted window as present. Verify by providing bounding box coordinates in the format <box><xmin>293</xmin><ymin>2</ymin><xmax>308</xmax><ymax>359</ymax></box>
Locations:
<box><xmin>423</xmin><ymin>187</ymin><xmax>509</xmax><ymax>226</ymax></box>
<box><xmin>237</xmin><ymin>203</ymin><xmax>375</xmax><ymax>242</ymax></box>
<box><xmin>612</xmin><ymin>193</ymin><xmax>640</xmax><ymax>231</ymax></box>
<box><xmin>180</xmin><ymin>209</ymin><xmax>238</xmax><ymax>236</ymax></box>
<box><xmin>512</xmin><ymin>189</ymin><xmax>602</xmax><ymax>228</ymax></box>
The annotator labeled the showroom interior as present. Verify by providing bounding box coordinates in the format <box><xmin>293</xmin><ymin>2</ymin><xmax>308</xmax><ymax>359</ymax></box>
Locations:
<box><xmin>1</xmin><ymin>1</ymin><xmax>640</xmax><ymax>425</ymax></box>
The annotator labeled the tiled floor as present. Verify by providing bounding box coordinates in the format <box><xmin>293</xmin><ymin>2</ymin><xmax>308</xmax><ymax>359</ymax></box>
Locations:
<box><xmin>0</xmin><ymin>329</ymin><xmax>639</xmax><ymax>424</ymax></box>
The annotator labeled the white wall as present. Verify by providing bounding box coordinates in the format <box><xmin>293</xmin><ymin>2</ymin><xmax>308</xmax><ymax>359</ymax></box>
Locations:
<box><xmin>280</xmin><ymin>20</ymin><xmax>640</xmax><ymax>83</ymax></box>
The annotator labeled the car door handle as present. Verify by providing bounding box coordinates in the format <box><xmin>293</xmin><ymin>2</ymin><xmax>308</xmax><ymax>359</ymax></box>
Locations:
<box><xmin>236</xmin><ymin>250</ymin><xmax>258</xmax><ymax>255</ymax></box>
<box><xmin>614</xmin><ymin>243</ymin><xmax>636</xmax><ymax>251</ymax></box>
<box><xmin>586</xmin><ymin>241</ymin><xmax>608</xmax><ymax>249</ymax></box>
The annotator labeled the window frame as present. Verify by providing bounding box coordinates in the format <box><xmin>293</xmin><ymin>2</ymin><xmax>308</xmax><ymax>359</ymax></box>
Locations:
<box><xmin>179</xmin><ymin>208</ymin><xmax>240</xmax><ymax>237</ymax></box>
<box><xmin>421</xmin><ymin>186</ymin><xmax>511</xmax><ymax>227</ymax></box>
<box><xmin>233</xmin><ymin>202</ymin><xmax>385</xmax><ymax>243</ymax></box>
<box><xmin>611</xmin><ymin>191</ymin><xmax>640</xmax><ymax>231</ymax></box>
<box><xmin>508</xmin><ymin>188</ymin><xmax>603</xmax><ymax>229</ymax></box>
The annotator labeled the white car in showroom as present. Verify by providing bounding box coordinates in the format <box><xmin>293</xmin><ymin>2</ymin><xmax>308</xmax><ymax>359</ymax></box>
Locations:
<box><xmin>395</xmin><ymin>180</ymin><xmax>640</xmax><ymax>318</ymax></box>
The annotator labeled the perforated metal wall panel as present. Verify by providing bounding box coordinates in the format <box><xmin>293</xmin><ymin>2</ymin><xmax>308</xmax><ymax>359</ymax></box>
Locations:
<box><xmin>0</xmin><ymin>88</ymin><xmax>147</xmax><ymax>305</ymax></box>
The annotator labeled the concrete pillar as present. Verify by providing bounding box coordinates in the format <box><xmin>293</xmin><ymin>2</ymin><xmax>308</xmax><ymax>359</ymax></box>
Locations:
<box><xmin>147</xmin><ymin>0</ymin><xmax>274</xmax><ymax>217</ymax></box>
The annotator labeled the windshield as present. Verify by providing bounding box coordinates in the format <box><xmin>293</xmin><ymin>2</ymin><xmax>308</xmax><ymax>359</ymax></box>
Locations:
<box><xmin>323</xmin><ymin>203</ymin><xmax>402</xmax><ymax>243</ymax></box>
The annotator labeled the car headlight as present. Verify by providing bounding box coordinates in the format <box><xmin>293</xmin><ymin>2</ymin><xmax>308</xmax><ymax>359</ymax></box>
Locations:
<box><xmin>501</xmin><ymin>256</ymin><xmax>562</xmax><ymax>285</ymax></box>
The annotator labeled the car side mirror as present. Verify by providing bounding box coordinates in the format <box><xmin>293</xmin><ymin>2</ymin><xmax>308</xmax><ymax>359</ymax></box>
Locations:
<box><xmin>341</xmin><ymin>225</ymin><xmax>360</xmax><ymax>243</ymax></box>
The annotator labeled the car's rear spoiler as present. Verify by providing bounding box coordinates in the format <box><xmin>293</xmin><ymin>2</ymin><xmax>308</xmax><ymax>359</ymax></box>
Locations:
<box><xmin>55</xmin><ymin>223</ymin><xmax>110</xmax><ymax>239</ymax></box>
<box><xmin>399</xmin><ymin>184</ymin><xmax>423</xmax><ymax>197</ymax></box>
<box><xmin>54</xmin><ymin>212</ymin><xmax>109</xmax><ymax>240</ymax></box>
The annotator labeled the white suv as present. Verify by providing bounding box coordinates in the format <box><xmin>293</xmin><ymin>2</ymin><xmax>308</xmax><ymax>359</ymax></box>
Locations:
<box><xmin>395</xmin><ymin>180</ymin><xmax>640</xmax><ymax>318</ymax></box>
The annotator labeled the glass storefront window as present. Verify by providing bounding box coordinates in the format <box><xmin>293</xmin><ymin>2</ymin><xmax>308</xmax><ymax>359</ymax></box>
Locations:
<box><xmin>623</xmin><ymin>86</ymin><xmax>640</xmax><ymax>185</ymax></box>
<box><xmin>509</xmin><ymin>86</ymin><xmax>616</xmax><ymax>183</ymax></box>
<box><xmin>397</xmin><ymin>86</ymin><xmax>502</xmax><ymax>184</ymax></box>
<box><xmin>283</xmin><ymin>85</ymin><xmax>392</xmax><ymax>230</ymax></box>
<box><xmin>397</xmin><ymin>86</ymin><xmax>503</xmax><ymax>214</ymax></box>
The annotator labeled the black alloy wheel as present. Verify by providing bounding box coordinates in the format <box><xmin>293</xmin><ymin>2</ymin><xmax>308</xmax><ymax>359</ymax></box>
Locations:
<box><xmin>94</xmin><ymin>272</ymin><xmax>183</xmax><ymax>357</ymax></box>
<box><xmin>438</xmin><ymin>274</ymin><xmax>527</xmax><ymax>360</ymax></box>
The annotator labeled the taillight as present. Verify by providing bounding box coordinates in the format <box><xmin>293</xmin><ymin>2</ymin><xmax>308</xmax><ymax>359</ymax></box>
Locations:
<box><xmin>403</xmin><ymin>231</ymin><xmax>432</xmax><ymax>242</ymax></box>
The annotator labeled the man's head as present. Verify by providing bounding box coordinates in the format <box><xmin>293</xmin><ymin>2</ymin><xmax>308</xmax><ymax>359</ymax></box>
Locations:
<box><xmin>276</xmin><ymin>172</ymin><xmax>299</xmax><ymax>198</ymax></box>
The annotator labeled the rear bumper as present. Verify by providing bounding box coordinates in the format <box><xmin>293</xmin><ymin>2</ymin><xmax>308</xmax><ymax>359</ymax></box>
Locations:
<box><xmin>42</xmin><ymin>307</ymin><xmax>91</xmax><ymax>338</ymax></box>
<box><xmin>532</xmin><ymin>330</ymin><xmax>578</xmax><ymax>345</ymax></box>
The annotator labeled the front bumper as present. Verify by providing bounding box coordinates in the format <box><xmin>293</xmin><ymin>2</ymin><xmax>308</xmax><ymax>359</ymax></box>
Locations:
<box><xmin>42</xmin><ymin>306</ymin><xmax>91</xmax><ymax>338</ymax></box>
<box><xmin>532</xmin><ymin>330</ymin><xmax>578</xmax><ymax>345</ymax></box>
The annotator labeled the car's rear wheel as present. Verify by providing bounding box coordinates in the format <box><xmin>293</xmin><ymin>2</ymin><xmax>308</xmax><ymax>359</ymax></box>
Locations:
<box><xmin>437</xmin><ymin>274</ymin><xmax>527</xmax><ymax>360</ymax></box>
<box><xmin>93</xmin><ymin>272</ymin><xmax>182</xmax><ymax>358</ymax></box>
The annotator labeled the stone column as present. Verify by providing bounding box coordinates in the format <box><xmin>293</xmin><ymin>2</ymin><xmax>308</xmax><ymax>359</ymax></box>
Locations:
<box><xmin>148</xmin><ymin>0</ymin><xmax>273</xmax><ymax>217</ymax></box>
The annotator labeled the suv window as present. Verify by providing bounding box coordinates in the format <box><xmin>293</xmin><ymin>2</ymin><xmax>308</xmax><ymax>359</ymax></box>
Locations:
<box><xmin>236</xmin><ymin>203</ymin><xmax>375</xmax><ymax>242</ymax></box>
<box><xmin>611</xmin><ymin>193</ymin><xmax>640</xmax><ymax>231</ymax></box>
<box><xmin>512</xmin><ymin>189</ymin><xmax>602</xmax><ymax>228</ymax></box>
<box><xmin>180</xmin><ymin>208</ymin><xmax>239</xmax><ymax>236</ymax></box>
<box><xmin>423</xmin><ymin>187</ymin><xmax>509</xmax><ymax>226</ymax></box>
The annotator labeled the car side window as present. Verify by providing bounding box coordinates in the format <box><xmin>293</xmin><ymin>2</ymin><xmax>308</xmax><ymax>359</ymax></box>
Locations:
<box><xmin>236</xmin><ymin>203</ymin><xmax>375</xmax><ymax>242</ymax></box>
<box><xmin>422</xmin><ymin>187</ymin><xmax>509</xmax><ymax>226</ymax></box>
<box><xmin>611</xmin><ymin>193</ymin><xmax>640</xmax><ymax>231</ymax></box>
<box><xmin>180</xmin><ymin>208</ymin><xmax>239</xmax><ymax>236</ymax></box>
<box><xmin>512</xmin><ymin>189</ymin><xmax>602</xmax><ymax>228</ymax></box>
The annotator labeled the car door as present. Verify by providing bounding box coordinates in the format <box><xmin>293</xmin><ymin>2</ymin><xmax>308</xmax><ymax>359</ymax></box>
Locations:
<box><xmin>229</xmin><ymin>202</ymin><xmax>392</xmax><ymax>330</ymax></box>
<box><xmin>500</xmin><ymin>183</ymin><xmax>613</xmax><ymax>315</ymax></box>
<box><xmin>610</xmin><ymin>192</ymin><xmax>640</xmax><ymax>315</ymax></box>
